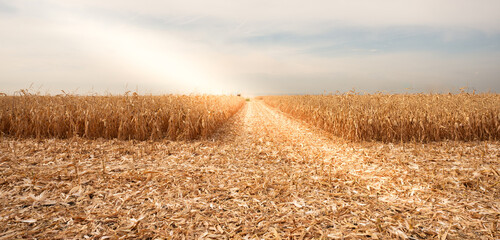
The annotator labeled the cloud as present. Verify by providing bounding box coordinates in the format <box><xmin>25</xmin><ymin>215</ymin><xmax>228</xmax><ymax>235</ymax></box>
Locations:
<box><xmin>1</xmin><ymin>0</ymin><xmax>499</xmax><ymax>95</ymax></box>
<box><xmin>39</xmin><ymin>0</ymin><xmax>500</xmax><ymax>31</ymax></box>
<box><xmin>0</xmin><ymin>1</ymin><xmax>16</xmax><ymax>14</ymax></box>
<box><xmin>238</xmin><ymin>27</ymin><xmax>500</xmax><ymax>57</ymax></box>
<box><xmin>236</xmin><ymin>51</ymin><xmax>500</xmax><ymax>94</ymax></box>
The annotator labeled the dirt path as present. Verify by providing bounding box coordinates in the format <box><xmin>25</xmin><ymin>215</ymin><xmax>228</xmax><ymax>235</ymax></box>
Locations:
<box><xmin>0</xmin><ymin>101</ymin><xmax>498</xmax><ymax>239</ymax></box>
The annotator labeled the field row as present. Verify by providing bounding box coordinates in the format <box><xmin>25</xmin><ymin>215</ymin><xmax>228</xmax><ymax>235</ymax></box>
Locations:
<box><xmin>261</xmin><ymin>93</ymin><xmax>500</xmax><ymax>142</ymax></box>
<box><xmin>0</xmin><ymin>93</ymin><xmax>245</xmax><ymax>140</ymax></box>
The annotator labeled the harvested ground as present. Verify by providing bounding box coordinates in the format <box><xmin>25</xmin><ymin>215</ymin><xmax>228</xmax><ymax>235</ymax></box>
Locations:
<box><xmin>0</xmin><ymin>101</ymin><xmax>499</xmax><ymax>239</ymax></box>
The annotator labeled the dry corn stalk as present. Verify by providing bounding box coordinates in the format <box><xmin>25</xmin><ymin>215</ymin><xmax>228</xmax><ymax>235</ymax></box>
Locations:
<box><xmin>0</xmin><ymin>91</ymin><xmax>245</xmax><ymax>140</ymax></box>
<box><xmin>261</xmin><ymin>93</ymin><xmax>500</xmax><ymax>142</ymax></box>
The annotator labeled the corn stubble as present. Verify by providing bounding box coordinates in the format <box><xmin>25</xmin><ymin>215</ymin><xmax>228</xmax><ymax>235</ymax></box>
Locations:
<box><xmin>0</xmin><ymin>92</ymin><xmax>244</xmax><ymax>140</ymax></box>
<box><xmin>0</xmin><ymin>99</ymin><xmax>498</xmax><ymax>239</ymax></box>
<box><xmin>262</xmin><ymin>93</ymin><xmax>500</xmax><ymax>142</ymax></box>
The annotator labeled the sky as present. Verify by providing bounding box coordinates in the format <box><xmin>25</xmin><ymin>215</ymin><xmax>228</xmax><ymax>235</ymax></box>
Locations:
<box><xmin>1</xmin><ymin>0</ymin><xmax>500</xmax><ymax>95</ymax></box>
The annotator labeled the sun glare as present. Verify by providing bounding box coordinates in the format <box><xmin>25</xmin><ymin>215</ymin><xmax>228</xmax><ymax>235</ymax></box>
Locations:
<box><xmin>58</xmin><ymin>15</ymin><xmax>229</xmax><ymax>95</ymax></box>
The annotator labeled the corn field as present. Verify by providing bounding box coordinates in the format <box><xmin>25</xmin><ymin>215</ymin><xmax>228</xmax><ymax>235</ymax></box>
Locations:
<box><xmin>1</xmin><ymin>94</ymin><xmax>499</xmax><ymax>239</ymax></box>
<box><xmin>261</xmin><ymin>93</ymin><xmax>500</xmax><ymax>142</ymax></box>
<box><xmin>0</xmin><ymin>92</ymin><xmax>245</xmax><ymax>140</ymax></box>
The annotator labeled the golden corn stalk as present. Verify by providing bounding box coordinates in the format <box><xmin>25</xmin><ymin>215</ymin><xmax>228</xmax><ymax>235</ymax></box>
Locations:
<box><xmin>261</xmin><ymin>93</ymin><xmax>500</xmax><ymax>142</ymax></box>
<box><xmin>0</xmin><ymin>93</ymin><xmax>245</xmax><ymax>140</ymax></box>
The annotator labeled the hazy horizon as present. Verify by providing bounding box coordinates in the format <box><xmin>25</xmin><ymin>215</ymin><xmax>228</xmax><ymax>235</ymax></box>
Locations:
<box><xmin>1</xmin><ymin>0</ymin><xmax>500</xmax><ymax>95</ymax></box>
